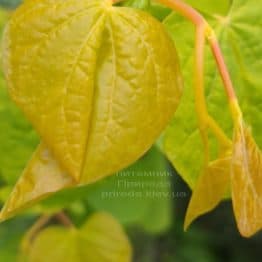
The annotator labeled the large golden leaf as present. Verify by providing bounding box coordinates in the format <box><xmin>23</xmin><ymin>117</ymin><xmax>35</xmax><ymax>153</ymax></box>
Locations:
<box><xmin>231</xmin><ymin>121</ymin><xmax>262</xmax><ymax>237</ymax></box>
<box><xmin>0</xmin><ymin>0</ymin><xmax>182</xmax><ymax>220</ymax></box>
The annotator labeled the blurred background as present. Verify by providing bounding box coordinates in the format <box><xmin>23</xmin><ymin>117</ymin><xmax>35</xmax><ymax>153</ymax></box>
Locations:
<box><xmin>0</xmin><ymin>0</ymin><xmax>261</xmax><ymax>261</ymax></box>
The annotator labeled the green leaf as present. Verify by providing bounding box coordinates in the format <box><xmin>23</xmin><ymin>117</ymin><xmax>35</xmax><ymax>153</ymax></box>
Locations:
<box><xmin>86</xmin><ymin>146</ymin><xmax>172</xmax><ymax>233</ymax></box>
<box><xmin>0</xmin><ymin>7</ymin><xmax>9</xmax><ymax>27</ymax></box>
<box><xmin>123</xmin><ymin>0</ymin><xmax>230</xmax><ymax>16</ymax></box>
<box><xmin>0</xmin><ymin>75</ymin><xmax>39</xmax><ymax>185</ymax></box>
<box><xmin>184</xmin><ymin>0</ymin><xmax>230</xmax><ymax>15</ymax></box>
<box><xmin>1</xmin><ymin>0</ymin><xmax>182</xmax><ymax>221</ymax></box>
<box><xmin>0</xmin><ymin>217</ymin><xmax>33</xmax><ymax>262</ymax></box>
<box><xmin>163</xmin><ymin>0</ymin><xmax>262</xmax><ymax>188</ymax></box>
<box><xmin>0</xmin><ymin>0</ymin><xmax>21</xmax><ymax>9</ymax></box>
<box><xmin>124</xmin><ymin>0</ymin><xmax>150</xmax><ymax>10</ymax></box>
<box><xmin>21</xmin><ymin>212</ymin><xmax>132</xmax><ymax>262</ymax></box>
<box><xmin>124</xmin><ymin>0</ymin><xmax>172</xmax><ymax>21</ymax></box>
<box><xmin>0</xmin><ymin>9</ymin><xmax>38</xmax><ymax>185</ymax></box>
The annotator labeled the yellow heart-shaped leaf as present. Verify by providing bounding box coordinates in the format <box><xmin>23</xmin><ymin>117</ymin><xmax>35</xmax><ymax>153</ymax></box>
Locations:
<box><xmin>1</xmin><ymin>0</ymin><xmax>182</xmax><ymax>220</ymax></box>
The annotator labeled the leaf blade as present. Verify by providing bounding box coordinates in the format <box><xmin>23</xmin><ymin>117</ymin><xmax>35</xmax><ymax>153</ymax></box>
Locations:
<box><xmin>1</xmin><ymin>0</ymin><xmax>182</xmax><ymax>220</ymax></box>
<box><xmin>184</xmin><ymin>154</ymin><xmax>231</xmax><ymax>229</ymax></box>
<box><xmin>184</xmin><ymin>0</ymin><xmax>230</xmax><ymax>16</ymax></box>
<box><xmin>231</xmin><ymin>122</ymin><xmax>262</xmax><ymax>237</ymax></box>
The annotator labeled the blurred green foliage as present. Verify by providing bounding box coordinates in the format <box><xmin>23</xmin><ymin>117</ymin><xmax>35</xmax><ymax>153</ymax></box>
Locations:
<box><xmin>0</xmin><ymin>8</ymin><xmax>39</xmax><ymax>186</ymax></box>
<box><xmin>41</xmin><ymin>146</ymin><xmax>173</xmax><ymax>234</ymax></box>
<box><xmin>0</xmin><ymin>0</ymin><xmax>20</xmax><ymax>9</ymax></box>
<box><xmin>0</xmin><ymin>217</ymin><xmax>35</xmax><ymax>261</ymax></box>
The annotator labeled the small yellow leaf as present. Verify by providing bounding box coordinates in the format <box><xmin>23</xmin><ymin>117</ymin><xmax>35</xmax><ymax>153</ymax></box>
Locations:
<box><xmin>21</xmin><ymin>212</ymin><xmax>132</xmax><ymax>262</ymax></box>
<box><xmin>231</xmin><ymin>121</ymin><xmax>262</xmax><ymax>237</ymax></box>
<box><xmin>184</xmin><ymin>153</ymin><xmax>231</xmax><ymax>230</ymax></box>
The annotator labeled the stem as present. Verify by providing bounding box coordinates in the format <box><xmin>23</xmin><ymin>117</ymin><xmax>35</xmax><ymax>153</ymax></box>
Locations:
<box><xmin>25</xmin><ymin>215</ymin><xmax>51</xmax><ymax>241</ymax></box>
<box><xmin>55</xmin><ymin>212</ymin><xmax>75</xmax><ymax>228</ymax></box>
<box><xmin>157</xmin><ymin>0</ymin><xmax>233</xmax><ymax>147</ymax></box>
<box><xmin>207</xmin><ymin>31</ymin><xmax>237</xmax><ymax>100</ymax></box>
<box><xmin>194</xmin><ymin>24</ymin><xmax>209</xmax><ymax>164</ymax></box>
<box><xmin>21</xmin><ymin>212</ymin><xmax>74</xmax><ymax>253</ymax></box>
<box><xmin>111</xmin><ymin>0</ymin><xmax>233</xmax><ymax>148</ymax></box>
<box><xmin>21</xmin><ymin>215</ymin><xmax>52</xmax><ymax>252</ymax></box>
<box><xmin>157</xmin><ymin>0</ymin><xmax>237</xmax><ymax>103</ymax></box>
<box><xmin>194</xmin><ymin>25</ymin><xmax>207</xmax><ymax>119</ymax></box>
<box><xmin>112</xmin><ymin>1</ymin><xmax>238</xmax><ymax>111</ymax></box>
<box><xmin>229</xmin><ymin>98</ymin><xmax>243</xmax><ymax>125</ymax></box>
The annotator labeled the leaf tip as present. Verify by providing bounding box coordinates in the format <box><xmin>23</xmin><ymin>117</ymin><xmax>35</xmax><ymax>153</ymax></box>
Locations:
<box><xmin>183</xmin><ymin>219</ymin><xmax>191</xmax><ymax>232</ymax></box>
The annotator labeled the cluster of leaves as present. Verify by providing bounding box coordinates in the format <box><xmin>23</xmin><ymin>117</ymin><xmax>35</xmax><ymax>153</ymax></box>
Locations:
<box><xmin>161</xmin><ymin>0</ymin><xmax>262</xmax><ymax>237</ymax></box>
<box><xmin>0</xmin><ymin>0</ymin><xmax>261</xmax><ymax>260</ymax></box>
<box><xmin>126</xmin><ymin>0</ymin><xmax>262</xmax><ymax>237</ymax></box>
